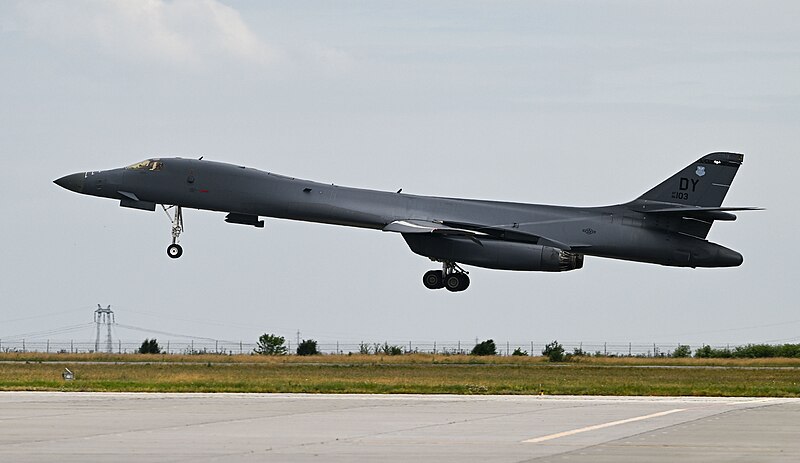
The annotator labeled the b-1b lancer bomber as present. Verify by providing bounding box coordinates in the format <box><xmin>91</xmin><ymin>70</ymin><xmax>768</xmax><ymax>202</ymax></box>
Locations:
<box><xmin>55</xmin><ymin>152</ymin><xmax>758</xmax><ymax>292</ymax></box>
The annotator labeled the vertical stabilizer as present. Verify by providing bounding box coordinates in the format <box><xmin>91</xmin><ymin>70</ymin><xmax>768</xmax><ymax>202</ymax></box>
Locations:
<box><xmin>636</xmin><ymin>152</ymin><xmax>743</xmax><ymax>207</ymax></box>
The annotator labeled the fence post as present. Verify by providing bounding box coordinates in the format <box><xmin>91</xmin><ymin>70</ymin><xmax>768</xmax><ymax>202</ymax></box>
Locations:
<box><xmin>23</xmin><ymin>339</ymin><xmax>25</xmax><ymax>353</ymax></box>
<box><xmin>629</xmin><ymin>342</ymin><xmax>631</xmax><ymax>356</ymax></box>
<box><xmin>507</xmin><ymin>341</ymin><xmax>510</xmax><ymax>356</ymax></box>
<box><xmin>531</xmin><ymin>341</ymin><xmax>534</xmax><ymax>355</ymax></box>
<box><xmin>239</xmin><ymin>341</ymin><xmax>242</xmax><ymax>355</ymax></box>
<box><xmin>47</xmin><ymin>339</ymin><xmax>49</xmax><ymax>353</ymax></box>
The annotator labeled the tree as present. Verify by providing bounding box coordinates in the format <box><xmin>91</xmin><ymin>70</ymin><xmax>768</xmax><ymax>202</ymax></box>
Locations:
<box><xmin>512</xmin><ymin>347</ymin><xmax>528</xmax><ymax>356</ymax></box>
<box><xmin>254</xmin><ymin>333</ymin><xmax>287</xmax><ymax>355</ymax></box>
<box><xmin>297</xmin><ymin>339</ymin><xmax>319</xmax><ymax>356</ymax></box>
<box><xmin>671</xmin><ymin>345</ymin><xmax>692</xmax><ymax>358</ymax></box>
<box><xmin>138</xmin><ymin>338</ymin><xmax>161</xmax><ymax>354</ymax></box>
<box><xmin>471</xmin><ymin>339</ymin><xmax>497</xmax><ymax>356</ymax></box>
<box><xmin>542</xmin><ymin>340</ymin><xmax>565</xmax><ymax>362</ymax></box>
<box><xmin>358</xmin><ymin>342</ymin><xmax>371</xmax><ymax>354</ymax></box>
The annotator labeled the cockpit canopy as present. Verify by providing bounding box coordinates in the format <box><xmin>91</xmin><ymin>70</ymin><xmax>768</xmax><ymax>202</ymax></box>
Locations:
<box><xmin>126</xmin><ymin>159</ymin><xmax>164</xmax><ymax>171</ymax></box>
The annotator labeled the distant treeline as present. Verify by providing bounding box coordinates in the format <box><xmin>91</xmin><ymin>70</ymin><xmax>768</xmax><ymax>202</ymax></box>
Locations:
<box><xmin>694</xmin><ymin>343</ymin><xmax>800</xmax><ymax>358</ymax></box>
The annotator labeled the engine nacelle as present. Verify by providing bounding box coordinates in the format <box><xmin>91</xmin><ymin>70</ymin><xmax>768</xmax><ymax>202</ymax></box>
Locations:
<box><xmin>402</xmin><ymin>234</ymin><xmax>584</xmax><ymax>271</ymax></box>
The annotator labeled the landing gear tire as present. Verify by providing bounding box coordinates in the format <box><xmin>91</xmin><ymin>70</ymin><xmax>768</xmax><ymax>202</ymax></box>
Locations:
<box><xmin>167</xmin><ymin>243</ymin><xmax>183</xmax><ymax>259</ymax></box>
<box><xmin>423</xmin><ymin>270</ymin><xmax>445</xmax><ymax>289</ymax></box>
<box><xmin>445</xmin><ymin>273</ymin><xmax>470</xmax><ymax>292</ymax></box>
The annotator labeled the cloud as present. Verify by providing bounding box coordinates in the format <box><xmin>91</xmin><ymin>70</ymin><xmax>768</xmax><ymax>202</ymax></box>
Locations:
<box><xmin>15</xmin><ymin>0</ymin><xmax>276</xmax><ymax>67</ymax></box>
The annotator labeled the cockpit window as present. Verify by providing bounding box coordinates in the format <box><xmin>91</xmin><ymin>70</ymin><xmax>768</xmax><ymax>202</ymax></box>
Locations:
<box><xmin>126</xmin><ymin>159</ymin><xmax>163</xmax><ymax>171</ymax></box>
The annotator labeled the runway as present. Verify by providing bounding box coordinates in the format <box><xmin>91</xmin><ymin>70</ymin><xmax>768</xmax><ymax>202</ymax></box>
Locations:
<box><xmin>1</xmin><ymin>392</ymin><xmax>798</xmax><ymax>462</ymax></box>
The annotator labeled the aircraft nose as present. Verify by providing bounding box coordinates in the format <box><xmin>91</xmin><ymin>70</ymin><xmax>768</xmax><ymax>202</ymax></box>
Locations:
<box><xmin>54</xmin><ymin>173</ymin><xmax>85</xmax><ymax>193</ymax></box>
<box><xmin>717</xmin><ymin>247</ymin><xmax>744</xmax><ymax>267</ymax></box>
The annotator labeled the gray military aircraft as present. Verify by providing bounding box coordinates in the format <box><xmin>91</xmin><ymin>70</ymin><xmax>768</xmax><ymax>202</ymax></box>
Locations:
<box><xmin>55</xmin><ymin>152</ymin><xmax>758</xmax><ymax>292</ymax></box>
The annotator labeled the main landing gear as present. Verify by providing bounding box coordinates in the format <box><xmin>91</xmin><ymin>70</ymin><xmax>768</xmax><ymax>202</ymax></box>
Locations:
<box><xmin>423</xmin><ymin>261</ymin><xmax>470</xmax><ymax>292</ymax></box>
<box><xmin>162</xmin><ymin>205</ymin><xmax>184</xmax><ymax>259</ymax></box>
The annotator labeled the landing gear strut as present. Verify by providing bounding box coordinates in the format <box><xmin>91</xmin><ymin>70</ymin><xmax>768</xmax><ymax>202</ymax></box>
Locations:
<box><xmin>162</xmin><ymin>205</ymin><xmax>184</xmax><ymax>259</ymax></box>
<box><xmin>423</xmin><ymin>261</ymin><xmax>470</xmax><ymax>292</ymax></box>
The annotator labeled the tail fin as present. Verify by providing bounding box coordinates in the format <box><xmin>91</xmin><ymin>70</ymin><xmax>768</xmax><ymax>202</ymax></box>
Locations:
<box><xmin>636</xmin><ymin>152</ymin><xmax>744</xmax><ymax>207</ymax></box>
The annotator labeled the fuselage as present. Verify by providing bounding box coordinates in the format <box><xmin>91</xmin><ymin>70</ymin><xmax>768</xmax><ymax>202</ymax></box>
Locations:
<box><xmin>55</xmin><ymin>157</ymin><xmax>743</xmax><ymax>269</ymax></box>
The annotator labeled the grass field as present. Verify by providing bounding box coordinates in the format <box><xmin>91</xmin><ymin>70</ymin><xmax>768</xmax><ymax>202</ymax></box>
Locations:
<box><xmin>1</xmin><ymin>354</ymin><xmax>798</xmax><ymax>396</ymax></box>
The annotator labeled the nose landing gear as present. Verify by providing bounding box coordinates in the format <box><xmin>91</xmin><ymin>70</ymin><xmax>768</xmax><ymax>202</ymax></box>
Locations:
<box><xmin>423</xmin><ymin>261</ymin><xmax>470</xmax><ymax>292</ymax></box>
<box><xmin>162</xmin><ymin>205</ymin><xmax>184</xmax><ymax>259</ymax></box>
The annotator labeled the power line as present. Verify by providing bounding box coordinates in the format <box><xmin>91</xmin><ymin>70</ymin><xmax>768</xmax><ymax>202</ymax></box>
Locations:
<box><xmin>0</xmin><ymin>307</ymin><xmax>91</xmax><ymax>325</ymax></box>
<box><xmin>638</xmin><ymin>318</ymin><xmax>800</xmax><ymax>340</ymax></box>
<box><xmin>115</xmin><ymin>306</ymin><xmax>289</xmax><ymax>332</ymax></box>
<box><xmin>114</xmin><ymin>323</ymin><xmax>233</xmax><ymax>343</ymax></box>
<box><xmin>0</xmin><ymin>323</ymin><xmax>95</xmax><ymax>340</ymax></box>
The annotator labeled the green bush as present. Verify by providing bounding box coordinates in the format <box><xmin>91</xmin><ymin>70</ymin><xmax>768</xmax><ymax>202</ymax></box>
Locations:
<box><xmin>296</xmin><ymin>339</ymin><xmax>319</xmax><ymax>356</ymax></box>
<box><xmin>542</xmin><ymin>340</ymin><xmax>565</xmax><ymax>362</ymax></box>
<box><xmin>672</xmin><ymin>345</ymin><xmax>692</xmax><ymax>358</ymax></box>
<box><xmin>694</xmin><ymin>345</ymin><xmax>732</xmax><ymax>358</ymax></box>
<box><xmin>512</xmin><ymin>347</ymin><xmax>528</xmax><ymax>356</ymax></box>
<box><xmin>572</xmin><ymin>347</ymin><xmax>587</xmax><ymax>357</ymax></box>
<box><xmin>732</xmin><ymin>344</ymin><xmax>800</xmax><ymax>358</ymax></box>
<box><xmin>138</xmin><ymin>338</ymin><xmax>160</xmax><ymax>354</ymax></box>
<box><xmin>777</xmin><ymin>344</ymin><xmax>800</xmax><ymax>357</ymax></box>
<box><xmin>378</xmin><ymin>342</ymin><xmax>404</xmax><ymax>355</ymax></box>
<box><xmin>694</xmin><ymin>343</ymin><xmax>800</xmax><ymax>358</ymax></box>
<box><xmin>471</xmin><ymin>339</ymin><xmax>497</xmax><ymax>356</ymax></box>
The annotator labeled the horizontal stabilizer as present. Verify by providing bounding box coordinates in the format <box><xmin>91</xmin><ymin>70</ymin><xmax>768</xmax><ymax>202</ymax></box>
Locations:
<box><xmin>633</xmin><ymin>205</ymin><xmax>763</xmax><ymax>222</ymax></box>
<box><xmin>635</xmin><ymin>206</ymin><xmax>763</xmax><ymax>213</ymax></box>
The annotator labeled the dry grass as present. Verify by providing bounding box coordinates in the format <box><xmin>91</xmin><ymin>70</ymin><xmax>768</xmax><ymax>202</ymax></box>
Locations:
<box><xmin>2</xmin><ymin>352</ymin><xmax>800</xmax><ymax>367</ymax></box>
<box><xmin>1</xmin><ymin>355</ymin><xmax>798</xmax><ymax>396</ymax></box>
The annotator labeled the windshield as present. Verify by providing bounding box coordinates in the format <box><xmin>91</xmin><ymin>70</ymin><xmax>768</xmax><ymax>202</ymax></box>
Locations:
<box><xmin>126</xmin><ymin>159</ymin><xmax>163</xmax><ymax>171</ymax></box>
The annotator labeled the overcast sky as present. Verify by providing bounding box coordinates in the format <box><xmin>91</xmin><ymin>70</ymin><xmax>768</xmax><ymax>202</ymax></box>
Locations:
<box><xmin>1</xmin><ymin>0</ymin><xmax>798</xmax><ymax>349</ymax></box>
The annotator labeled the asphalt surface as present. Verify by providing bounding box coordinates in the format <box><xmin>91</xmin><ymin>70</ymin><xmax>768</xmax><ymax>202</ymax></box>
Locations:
<box><xmin>1</xmin><ymin>392</ymin><xmax>798</xmax><ymax>462</ymax></box>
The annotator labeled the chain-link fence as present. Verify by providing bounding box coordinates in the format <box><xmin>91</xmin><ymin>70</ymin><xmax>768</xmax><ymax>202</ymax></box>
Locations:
<box><xmin>0</xmin><ymin>339</ymin><xmax>738</xmax><ymax>357</ymax></box>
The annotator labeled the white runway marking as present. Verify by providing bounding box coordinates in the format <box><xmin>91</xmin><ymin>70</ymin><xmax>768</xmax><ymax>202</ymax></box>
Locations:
<box><xmin>726</xmin><ymin>398</ymin><xmax>779</xmax><ymax>405</ymax></box>
<box><xmin>522</xmin><ymin>408</ymin><xmax>686</xmax><ymax>443</ymax></box>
